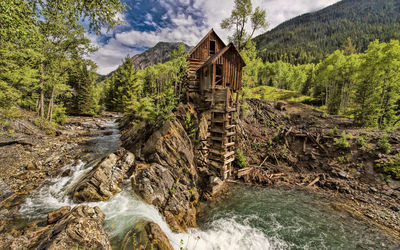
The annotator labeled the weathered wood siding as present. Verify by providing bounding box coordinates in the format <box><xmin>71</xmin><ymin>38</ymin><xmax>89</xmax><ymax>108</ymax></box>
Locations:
<box><xmin>189</xmin><ymin>32</ymin><xmax>225</xmax><ymax>62</ymax></box>
<box><xmin>188</xmin><ymin>58</ymin><xmax>206</xmax><ymax>72</ymax></box>
<box><xmin>215</xmin><ymin>48</ymin><xmax>243</xmax><ymax>92</ymax></box>
<box><xmin>199</xmin><ymin>65</ymin><xmax>212</xmax><ymax>92</ymax></box>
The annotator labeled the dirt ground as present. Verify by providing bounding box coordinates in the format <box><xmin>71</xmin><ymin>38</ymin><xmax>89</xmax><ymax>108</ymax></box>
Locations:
<box><xmin>235</xmin><ymin>99</ymin><xmax>400</xmax><ymax>241</ymax></box>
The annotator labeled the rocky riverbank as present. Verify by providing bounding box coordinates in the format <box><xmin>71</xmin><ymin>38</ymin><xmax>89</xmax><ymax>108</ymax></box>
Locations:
<box><xmin>1</xmin><ymin>100</ymin><xmax>399</xmax><ymax>248</ymax></box>
<box><xmin>235</xmin><ymin>99</ymin><xmax>400</xmax><ymax>240</ymax></box>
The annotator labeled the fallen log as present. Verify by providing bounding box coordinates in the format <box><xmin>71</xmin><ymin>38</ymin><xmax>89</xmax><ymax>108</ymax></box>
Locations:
<box><xmin>237</xmin><ymin>167</ymin><xmax>253</xmax><ymax>178</ymax></box>
<box><xmin>307</xmin><ymin>176</ymin><xmax>320</xmax><ymax>187</ymax></box>
<box><xmin>0</xmin><ymin>138</ymin><xmax>34</xmax><ymax>147</ymax></box>
<box><xmin>258</xmin><ymin>155</ymin><xmax>269</xmax><ymax>168</ymax></box>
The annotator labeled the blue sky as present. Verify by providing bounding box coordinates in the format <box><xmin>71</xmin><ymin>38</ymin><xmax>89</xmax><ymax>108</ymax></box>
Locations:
<box><xmin>89</xmin><ymin>0</ymin><xmax>340</xmax><ymax>75</ymax></box>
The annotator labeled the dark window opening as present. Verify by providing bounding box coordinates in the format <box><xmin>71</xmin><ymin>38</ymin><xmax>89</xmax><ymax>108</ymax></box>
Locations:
<box><xmin>209</xmin><ymin>40</ymin><xmax>216</xmax><ymax>55</ymax></box>
<box><xmin>215</xmin><ymin>64</ymin><xmax>223</xmax><ymax>86</ymax></box>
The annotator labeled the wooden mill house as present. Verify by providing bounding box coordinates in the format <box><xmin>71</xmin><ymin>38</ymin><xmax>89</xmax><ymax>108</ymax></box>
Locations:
<box><xmin>186</xmin><ymin>29</ymin><xmax>245</xmax><ymax>180</ymax></box>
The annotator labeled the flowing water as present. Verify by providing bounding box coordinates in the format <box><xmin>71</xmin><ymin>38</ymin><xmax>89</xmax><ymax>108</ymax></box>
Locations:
<box><xmin>18</xmin><ymin>119</ymin><xmax>399</xmax><ymax>249</ymax></box>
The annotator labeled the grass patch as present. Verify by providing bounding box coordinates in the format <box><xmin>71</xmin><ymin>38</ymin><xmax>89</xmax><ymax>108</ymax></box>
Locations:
<box><xmin>245</xmin><ymin>86</ymin><xmax>316</xmax><ymax>103</ymax></box>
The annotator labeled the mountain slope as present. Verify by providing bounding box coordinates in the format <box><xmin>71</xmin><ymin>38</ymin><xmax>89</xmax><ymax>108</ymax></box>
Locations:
<box><xmin>254</xmin><ymin>0</ymin><xmax>400</xmax><ymax>64</ymax></box>
<box><xmin>131</xmin><ymin>42</ymin><xmax>191</xmax><ymax>70</ymax></box>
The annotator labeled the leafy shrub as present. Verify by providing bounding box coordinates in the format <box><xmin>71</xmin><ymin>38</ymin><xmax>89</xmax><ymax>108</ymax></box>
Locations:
<box><xmin>240</xmin><ymin>100</ymin><xmax>250</xmax><ymax>119</ymax></box>
<box><xmin>376</xmin><ymin>154</ymin><xmax>400</xmax><ymax>179</ymax></box>
<box><xmin>356</xmin><ymin>136</ymin><xmax>367</xmax><ymax>147</ymax></box>
<box><xmin>328</xmin><ymin>126</ymin><xmax>338</xmax><ymax>136</ymax></box>
<box><xmin>234</xmin><ymin>149</ymin><xmax>248</xmax><ymax>168</ymax></box>
<box><xmin>334</xmin><ymin>131</ymin><xmax>350</xmax><ymax>150</ymax></box>
<box><xmin>184</xmin><ymin>112</ymin><xmax>196</xmax><ymax>140</ymax></box>
<box><xmin>33</xmin><ymin>117</ymin><xmax>54</xmax><ymax>134</ymax></box>
<box><xmin>53</xmin><ymin>104</ymin><xmax>68</xmax><ymax>125</ymax></box>
<box><xmin>377</xmin><ymin>133</ymin><xmax>391</xmax><ymax>154</ymax></box>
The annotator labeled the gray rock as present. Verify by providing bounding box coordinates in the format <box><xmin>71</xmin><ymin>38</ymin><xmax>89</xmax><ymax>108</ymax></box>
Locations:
<box><xmin>71</xmin><ymin>148</ymin><xmax>135</xmax><ymax>202</ymax></box>
<box><xmin>121</xmin><ymin>220</ymin><xmax>173</xmax><ymax>250</ymax></box>
<box><xmin>132</xmin><ymin>119</ymin><xmax>199</xmax><ymax>232</ymax></box>
<box><xmin>47</xmin><ymin>206</ymin><xmax>71</xmax><ymax>224</ymax></box>
<box><xmin>0</xmin><ymin>205</ymin><xmax>110</xmax><ymax>250</ymax></box>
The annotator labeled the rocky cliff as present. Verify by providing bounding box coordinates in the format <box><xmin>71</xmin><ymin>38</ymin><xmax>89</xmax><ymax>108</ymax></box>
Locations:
<box><xmin>122</xmin><ymin>116</ymin><xmax>199</xmax><ymax>232</ymax></box>
<box><xmin>132</xmin><ymin>42</ymin><xmax>191</xmax><ymax>70</ymax></box>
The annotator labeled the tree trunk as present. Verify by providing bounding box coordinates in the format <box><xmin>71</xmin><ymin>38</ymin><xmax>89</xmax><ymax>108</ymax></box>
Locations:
<box><xmin>39</xmin><ymin>61</ymin><xmax>45</xmax><ymax>118</ymax></box>
<box><xmin>47</xmin><ymin>85</ymin><xmax>55</xmax><ymax>122</ymax></box>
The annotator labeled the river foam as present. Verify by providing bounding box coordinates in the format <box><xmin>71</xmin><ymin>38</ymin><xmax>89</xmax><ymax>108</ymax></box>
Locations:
<box><xmin>19</xmin><ymin>119</ymin><xmax>283</xmax><ymax>250</ymax></box>
<box><xmin>20</xmin><ymin>159</ymin><xmax>284</xmax><ymax>250</ymax></box>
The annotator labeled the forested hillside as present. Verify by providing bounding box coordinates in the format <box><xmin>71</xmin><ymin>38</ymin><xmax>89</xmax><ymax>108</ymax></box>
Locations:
<box><xmin>254</xmin><ymin>0</ymin><xmax>400</xmax><ymax>64</ymax></box>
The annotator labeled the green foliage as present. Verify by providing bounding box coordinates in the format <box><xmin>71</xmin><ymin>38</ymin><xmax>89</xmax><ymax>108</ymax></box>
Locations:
<box><xmin>234</xmin><ymin>149</ymin><xmax>248</xmax><ymax>168</ymax></box>
<box><xmin>52</xmin><ymin>104</ymin><xmax>67</xmax><ymax>125</ymax></box>
<box><xmin>242</xmin><ymin>38</ymin><xmax>400</xmax><ymax>129</ymax></box>
<box><xmin>313</xmin><ymin>50</ymin><xmax>359</xmax><ymax>114</ymax></box>
<box><xmin>334</xmin><ymin>131</ymin><xmax>351</xmax><ymax>150</ymax></box>
<box><xmin>255</xmin><ymin>0</ymin><xmax>400</xmax><ymax>65</ymax></box>
<box><xmin>33</xmin><ymin>117</ymin><xmax>54</xmax><ymax>134</ymax></box>
<box><xmin>352</xmin><ymin>40</ymin><xmax>400</xmax><ymax>127</ymax></box>
<box><xmin>377</xmin><ymin>133</ymin><xmax>391</xmax><ymax>154</ymax></box>
<box><xmin>105</xmin><ymin>46</ymin><xmax>188</xmax><ymax>125</ymax></box>
<box><xmin>184</xmin><ymin>112</ymin><xmax>197</xmax><ymax>140</ymax></box>
<box><xmin>241</xmin><ymin>40</ymin><xmax>264</xmax><ymax>88</ymax></box>
<box><xmin>221</xmin><ymin>0</ymin><xmax>268</xmax><ymax>50</ymax></box>
<box><xmin>376</xmin><ymin>154</ymin><xmax>400</xmax><ymax>179</ymax></box>
<box><xmin>328</xmin><ymin>126</ymin><xmax>338</xmax><ymax>136</ymax></box>
<box><xmin>0</xmin><ymin>0</ymin><xmax>125</xmax><ymax>121</ymax></box>
<box><xmin>356</xmin><ymin>136</ymin><xmax>367</xmax><ymax>148</ymax></box>
<box><xmin>260</xmin><ymin>61</ymin><xmax>315</xmax><ymax>94</ymax></box>
<box><xmin>67</xmin><ymin>60</ymin><xmax>100</xmax><ymax>115</ymax></box>
<box><xmin>337</xmin><ymin>155</ymin><xmax>351</xmax><ymax>164</ymax></box>
<box><xmin>246</xmin><ymin>86</ymin><xmax>314</xmax><ymax>103</ymax></box>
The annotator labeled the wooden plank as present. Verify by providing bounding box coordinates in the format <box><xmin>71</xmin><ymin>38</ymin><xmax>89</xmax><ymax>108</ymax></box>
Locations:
<box><xmin>210</xmin><ymin>136</ymin><xmax>226</xmax><ymax>142</ymax></box>
<box><xmin>210</xmin><ymin>127</ymin><xmax>225</xmax><ymax>134</ymax></box>
<box><xmin>212</xmin><ymin>63</ymin><xmax>216</xmax><ymax>88</ymax></box>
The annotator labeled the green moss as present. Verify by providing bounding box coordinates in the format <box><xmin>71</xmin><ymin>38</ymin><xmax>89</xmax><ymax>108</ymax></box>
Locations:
<box><xmin>234</xmin><ymin>149</ymin><xmax>248</xmax><ymax>168</ymax></box>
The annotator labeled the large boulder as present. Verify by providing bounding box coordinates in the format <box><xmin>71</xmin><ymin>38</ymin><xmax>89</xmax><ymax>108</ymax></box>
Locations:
<box><xmin>121</xmin><ymin>220</ymin><xmax>173</xmax><ymax>250</ymax></box>
<box><xmin>0</xmin><ymin>205</ymin><xmax>110</xmax><ymax>250</ymax></box>
<box><xmin>131</xmin><ymin>119</ymin><xmax>199</xmax><ymax>232</ymax></box>
<box><xmin>71</xmin><ymin>148</ymin><xmax>135</xmax><ymax>202</ymax></box>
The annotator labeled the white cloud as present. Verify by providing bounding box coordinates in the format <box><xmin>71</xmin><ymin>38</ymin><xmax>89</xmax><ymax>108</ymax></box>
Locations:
<box><xmin>90</xmin><ymin>0</ymin><xmax>340</xmax><ymax>75</ymax></box>
<box><xmin>90</xmin><ymin>38</ymin><xmax>143</xmax><ymax>75</ymax></box>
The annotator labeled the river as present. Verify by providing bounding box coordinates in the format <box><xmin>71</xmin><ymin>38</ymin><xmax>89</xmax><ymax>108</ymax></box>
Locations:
<box><xmin>18</xmin><ymin>118</ymin><xmax>398</xmax><ymax>249</ymax></box>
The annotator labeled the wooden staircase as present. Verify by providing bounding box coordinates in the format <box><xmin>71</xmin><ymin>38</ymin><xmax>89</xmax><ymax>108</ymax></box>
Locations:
<box><xmin>208</xmin><ymin>88</ymin><xmax>236</xmax><ymax>180</ymax></box>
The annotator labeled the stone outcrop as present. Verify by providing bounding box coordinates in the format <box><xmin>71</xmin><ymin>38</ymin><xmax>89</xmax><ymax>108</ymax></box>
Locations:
<box><xmin>0</xmin><ymin>205</ymin><xmax>110</xmax><ymax>250</ymax></box>
<box><xmin>121</xmin><ymin>220</ymin><xmax>173</xmax><ymax>250</ymax></box>
<box><xmin>129</xmin><ymin>119</ymin><xmax>199</xmax><ymax>232</ymax></box>
<box><xmin>47</xmin><ymin>206</ymin><xmax>70</xmax><ymax>224</ymax></box>
<box><xmin>71</xmin><ymin>148</ymin><xmax>135</xmax><ymax>202</ymax></box>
